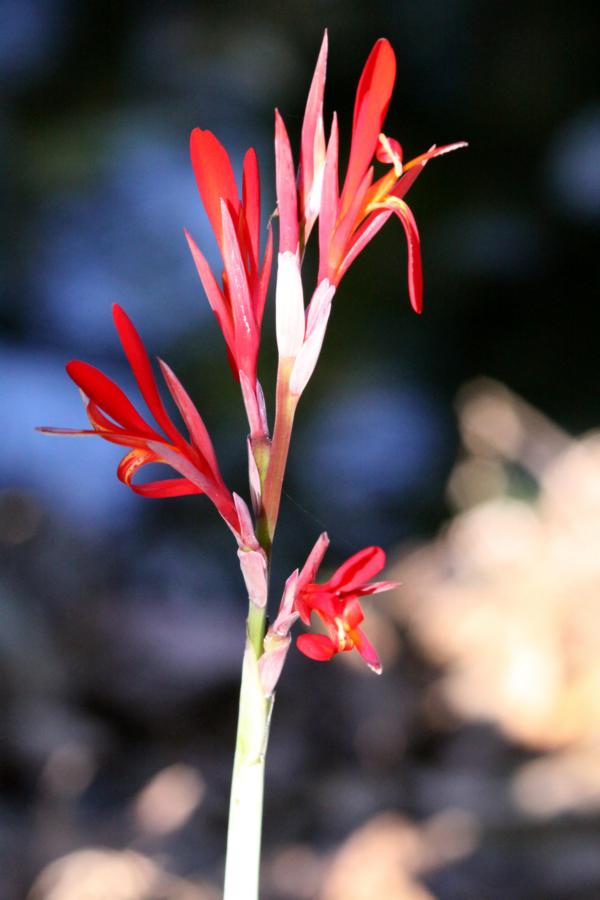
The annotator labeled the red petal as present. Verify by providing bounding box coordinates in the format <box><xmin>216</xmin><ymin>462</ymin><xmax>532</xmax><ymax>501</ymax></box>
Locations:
<box><xmin>299</xmin><ymin>585</ymin><xmax>339</xmax><ymax>621</ymax></box>
<box><xmin>300</xmin><ymin>30</ymin><xmax>327</xmax><ymax>213</ymax></box>
<box><xmin>159</xmin><ymin>359</ymin><xmax>220</xmax><ymax>476</ymax></box>
<box><xmin>317</xmin><ymin>114</ymin><xmax>339</xmax><ymax>282</ymax></box>
<box><xmin>340</xmin><ymin>39</ymin><xmax>396</xmax><ymax>217</ymax></box>
<box><xmin>190</xmin><ymin>128</ymin><xmax>240</xmax><ymax>246</ymax></box>
<box><xmin>346</xmin><ymin>579</ymin><xmax>400</xmax><ymax>598</ymax></box>
<box><xmin>328</xmin><ymin>164</ymin><xmax>374</xmax><ymax>275</ymax></box>
<box><xmin>148</xmin><ymin>440</ymin><xmax>239</xmax><ymax>532</ymax></box>
<box><xmin>129</xmin><ymin>479</ymin><xmax>203</xmax><ymax>498</ymax></box>
<box><xmin>342</xmin><ymin>597</ymin><xmax>365</xmax><ymax>629</ymax></box>
<box><xmin>351</xmin><ymin>627</ymin><xmax>382</xmax><ymax>674</ymax></box>
<box><xmin>185</xmin><ymin>229</ymin><xmax>235</xmax><ymax>350</ymax></box>
<box><xmin>256</xmin><ymin>223</ymin><xmax>273</xmax><ymax>327</ymax></box>
<box><xmin>112</xmin><ymin>305</ymin><xmax>184</xmax><ymax>447</ymax></box>
<box><xmin>390</xmin><ymin>158</ymin><xmax>426</xmax><ymax>201</ymax></box>
<box><xmin>328</xmin><ymin>546</ymin><xmax>386</xmax><ymax>593</ymax></box>
<box><xmin>66</xmin><ymin>361</ymin><xmax>157</xmax><ymax>437</ymax></box>
<box><xmin>274</xmin><ymin>110</ymin><xmax>299</xmax><ymax>254</ymax></box>
<box><xmin>84</xmin><ymin>399</ymin><xmax>156</xmax><ymax>447</ymax></box>
<box><xmin>117</xmin><ymin>447</ymin><xmax>203</xmax><ymax>498</ymax></box>
<box><xmin>296</xmin><ymin>633</ymin><xmax>337</xmax><ymax>662</ymax></box>
<box><xmin>242</xmin><ymin>148</ymin><xmax>261</xmax><ymax>269</ymax></box>
<box><xmin>220</xmin><ymin>200</ymin><xmax>257</xmax><ymax>378</ymax></box>
<box><xmin>298</xmin><ymin>532</ymin><xmax>330</xmax><ymax>591</ymax></box>
<box><xmin>404</xmin><ymin>141</ymin><xmax>468</xmax><ymax>172</ymax></box>
<box><xmin>352</xmin><ymin>39</ymin><xmax>396</xmax><ymax>135</ymax></box>
<box><xmin>391</xmin><ymin>199</ymin><xmax>423</xmax><ymax>314</ymax></box>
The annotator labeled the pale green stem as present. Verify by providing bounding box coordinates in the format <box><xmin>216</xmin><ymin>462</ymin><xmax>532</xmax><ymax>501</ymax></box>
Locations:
<box><xmin>223</xmin><ymin>358</ymin><xmax>299</xmax><ymax>897</ymax></box>
<box><xmin>223</xmin><ymin>603</ymin><xmax>272</xmax><ymax>900</ymax></box>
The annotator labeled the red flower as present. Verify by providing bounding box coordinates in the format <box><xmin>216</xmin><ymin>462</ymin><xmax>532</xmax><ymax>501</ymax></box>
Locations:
<box><xmin>295</xmin><ymin>544</ymin><xmax>398</xmax><ymax>674</ymax></box>
<box><xmin>185</xmin><ymin>130</ymin><xmax>273</xmax><ymax>400</ymax></box>
<box><xmin>318</xmin><ymin>38</ymin><xmax>467</xmax><ymax>313</ymax></box>
<box><xmin>39</xmin><ymin>304</ymin><xmax>240</xmax><ymax>534</ymax></box>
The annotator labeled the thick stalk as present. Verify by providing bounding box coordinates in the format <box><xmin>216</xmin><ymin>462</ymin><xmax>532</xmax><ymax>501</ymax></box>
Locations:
<box><xmin>224</xmin><ymin>359</ymin><xmax>298</xmax><ymax>896</ymax></box>
<box><xmin>223</xmin><ymin>603</ymin><xmax>272</xmax><ymax>900</ymax></box>
<box><xmin>262</xmin><ymin>358</ymin><xmax>298</xmax><ymax>541</ymax></box>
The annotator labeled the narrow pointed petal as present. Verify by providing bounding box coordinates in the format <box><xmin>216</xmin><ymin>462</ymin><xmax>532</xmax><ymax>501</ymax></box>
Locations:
<box><xmin>256</xmin><ymin>223</ymin><xmax>273</xmax><ymax>327</ymax></box>
<box><xmin>318</xmin><ymin>114</ymin><xmax>339</xmax><ymax>282</ymax></box>
<box><xmin>404</xmin><ymin>141</ymin><xmax>468</xmax><ymax>172</ymax></box>
<box><xmin>185</xmin><ymin>229</ymin><xmax>235</xmax><ymax>349</ymax></box>
<box><xmin>117</xmin><ymin>448</ymin><xmax>202</xmax><ymax>498</ymax></box>
<box><xmin>296</xmin><ymin>534</ymin><xmax>330</xmax><ymax>620</ymax></box>
<box><xmin>129</xmin><ymin>478</ymin><xmax>203</xmax><ymax>498</ymax></box>
<box><xmin>112</xmin><ymin>305</ymin><xmax>183</xmax><ymax>447</ymax></box>
<box><xmin>146</xmin><ymin>442</ymin><xmax>238</xmax><ymax>529</ymax></box>
<box><xmin>158</xmin><ymin>359</ymin><xmax>220</xmax><ymax>475</ymax></box>
<box><xmin>391</xmin><ymin>199</ymin><xmax>423</xmax><ymax>313</ymax></box>
<box><xmin>389</xmin><ymin>160</ymin><xmax>426</xmax><ymax>201</ymax></box>
<box><xmin>146</xmin><ymin>440</ymin><xmax>226</xmax><ymax>508</ymax></box>
<box><xmin>83</xmin><ymin>397</ymin><xmax>155</xmax><ymax>445</ymax></box>
<box><xmin>298</xmin><ymin>532</ymin><xmax>330</xmax><ymax>587</ymax></box>
<box><xmin>190</xmin><ymin>128</ymin><xmax>240</xmax><ymax>245</ymax></box>
<box><xmin>220</xmin><ymin>200</ymin><xmax>257</xmax><ymax>374</ymax></box>
<box><xmin>242</xmin><ymin>147</ymin><xmax>260</xmax><ymax>268</ymax></box>
<box><xmin>274</xmin><ymin>110</ymin><xmax>299</xmax><ymax>254</ymax></box>
<box><xmin>66</xmin><ymin>361</ymin><xmax>157</xmax><ymax>437</ymax></box>
<box><xmin>297</xmin><ymin>632</ymin><xmax>337</xmax><ymax>662</ymax></box>
<box><xmin>328</xmin><ymin>164</ymin><xmax>374</xmax><ymax>273</ymax></box>
<box><xmin>352</xmin><ymin>39</ymin><xmax>396</xmax><ymax>135</ymax></box>
<box><xmin>352</xmin><ymin>627</ymin><xmax>382</xmax><ymax>674</ymax></box>
<box><xmin>347</xmin><ymin>579</ymin><xmax>401</xmax><ymax>597</ymax></box>
<box><xmin>328</xmin><ymin>545</ymin><xmax>386</xmax><ymax>592</ymax></box>
<box><xmin>300</xmin><ymin>30</ymin><xmax>328</xmax><ymax>223</ymax></box>
<box><xmin>340</xmin><ymin>39</ymin><xmax>396</xmax><ymax>215</ymax></box>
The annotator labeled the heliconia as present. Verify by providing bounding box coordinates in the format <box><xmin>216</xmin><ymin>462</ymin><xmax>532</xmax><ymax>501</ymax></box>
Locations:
<box><xmin>39</xmin><ymin>304</ymin><xmax>241</xmax><ymax>536</ymax></box>
<box><xmin>294</xmin><ymin>542</ymin><xmax>399</xmax><ymax>674</ymax></box>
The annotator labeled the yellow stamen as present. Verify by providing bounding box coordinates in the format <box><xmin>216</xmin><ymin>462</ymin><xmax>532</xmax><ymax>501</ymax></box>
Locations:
<box><xmin>334</xmin><ymin>616</ymin><xmax>352</xmax><ymax>651</ymax></box>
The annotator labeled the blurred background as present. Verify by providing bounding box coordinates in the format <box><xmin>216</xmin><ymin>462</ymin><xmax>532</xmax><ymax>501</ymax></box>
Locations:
<box><xmin>2</xmin><ymin>0</ymin><xmax>600</xmax><ymax>897</ymax></box>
